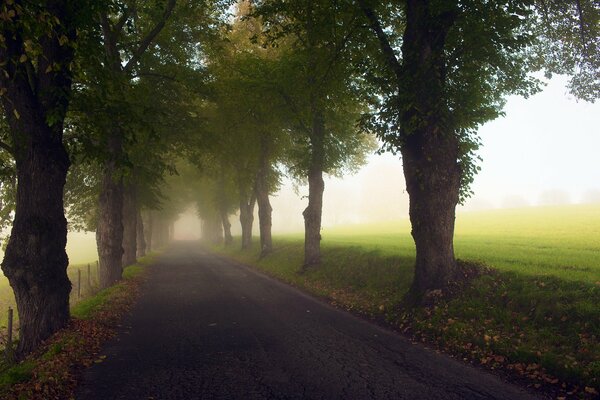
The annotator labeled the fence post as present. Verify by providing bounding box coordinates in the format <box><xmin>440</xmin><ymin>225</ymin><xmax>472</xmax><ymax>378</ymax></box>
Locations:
<box><xmin>87</xmin><ymin>263</ymin><xmax>91</xmax><ymax>290</ymax></box>
<box><xmin>77</xmin><ymin>269</ymin><xmax>81</xmax><ymax>299</ymax></box>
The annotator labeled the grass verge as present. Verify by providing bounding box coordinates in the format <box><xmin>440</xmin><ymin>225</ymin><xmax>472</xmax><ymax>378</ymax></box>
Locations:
<box><xmin>0</xmin><ymin>254</ymin><xmax>155</xmax><ymax>400</ymax></box>
<box><xmin>212</xmin><ymin>238</ymin><xmax>599</xmax><ymax>399</ymax></box>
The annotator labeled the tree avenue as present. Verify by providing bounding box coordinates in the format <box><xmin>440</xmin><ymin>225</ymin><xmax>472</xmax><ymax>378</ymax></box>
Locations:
<box><xmin>0</xmin><ymin>0</ymin><xmax>598</xmax><ymax>357</ymax></box>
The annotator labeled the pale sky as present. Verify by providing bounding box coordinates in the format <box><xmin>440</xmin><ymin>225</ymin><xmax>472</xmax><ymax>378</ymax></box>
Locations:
<box><xmin>268</xmin><ymin>75</ymin><xmax>600</xmax><ymax>232</ymax></box>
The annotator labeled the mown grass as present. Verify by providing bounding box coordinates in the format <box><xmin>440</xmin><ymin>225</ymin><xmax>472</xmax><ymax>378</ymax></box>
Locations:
<box><xmin>212</xmin><ymin>204</ymin><xmax>600</xmax><ymax>395</ymax></box>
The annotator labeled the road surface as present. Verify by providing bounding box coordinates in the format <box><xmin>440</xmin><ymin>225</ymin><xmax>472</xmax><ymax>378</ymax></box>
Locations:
<box><xmin>76</xmin><ymin>242</ymin><xmax>542</xmax><ymax>400</ymax></box>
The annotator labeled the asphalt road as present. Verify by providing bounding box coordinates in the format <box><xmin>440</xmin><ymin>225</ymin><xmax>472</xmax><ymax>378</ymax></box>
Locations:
<box><xmin>75</xmin><ymin>242</ymin><xmax>542</xmax><ymax>400</ymax></box>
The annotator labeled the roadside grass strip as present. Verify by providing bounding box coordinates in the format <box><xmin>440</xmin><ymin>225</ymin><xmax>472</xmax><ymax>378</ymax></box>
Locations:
<box><xmin>0</xmin><ymin>254</ymin><xmax>155</xmax><ymax>400</ymax></box>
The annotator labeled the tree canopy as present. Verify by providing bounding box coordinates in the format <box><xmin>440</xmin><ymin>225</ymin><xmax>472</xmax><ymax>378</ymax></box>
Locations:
<box><xmin>0</xmin><ymin>0</ymin><xmax>598</xmax><ymax>355</ymax></box>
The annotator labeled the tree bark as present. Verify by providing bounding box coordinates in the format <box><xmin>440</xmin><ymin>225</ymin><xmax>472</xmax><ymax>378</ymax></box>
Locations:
<box><xmin>239</xmin><ymin>189</ymin><xmax>256</xmax><ymax>250</ymax></box>
<box><xmin>152</xmin><ymin>213</ymin><xmax>169</xmax><ymax>248</ymax></box>
<box><xmin>399</xmin><ymin>0</ymin><xmax>460</xmax><ymax>300</ymax></box>
<box><xmin>96</xmin><ymin>135</ymin><xmax>124</xmax><ymax>289</ymax></box>
<box><xmin>221</xmin><ymin>211</ymin><xmax>233</xmax><ymax>246</ymax></box>
<box><xmin>302</xmin><ymin>108</ymin><xmax>326</xmax><ymax>268</ymax></box>
<box><xmin>0</xmin><ymin>0</ymin><xmax>78</xmax><ymax>357</ymax></box>
<box><xmin>202</xmin><ymin>214</ymin><xmax>223</xmax><ymax>244</ymax></box>
<box><xmin>122</xmin><ymin>183</ymin><xmax>137</xmax><ymax>266</ymax></box>
<box><xmin>255</xmin><ymin>135</ymin><xmax>273</xmax><ymax>257</ymax></box>
<box><xmin>145</xmin><ymin>211</ymin><xmax>153</xmax><ymax>253</ymax></box>
<box><xmin>136</xmin><ymin>208</ymin><xmax>146</xmax><ymax>258</ymax></box>
<box><xmin>1</xmin><ymin>133</ymin><xmax>71</xmax><ymax>356</ymax></box>
<box><xmin>169</xmin><ymin>220</ymin><xmax>175</xmax><ymax>242</ymax></box>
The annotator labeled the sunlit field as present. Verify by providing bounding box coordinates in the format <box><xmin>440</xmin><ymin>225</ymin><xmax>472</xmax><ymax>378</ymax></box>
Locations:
<box><xmin>316</xmin><ymin>204</ymin><xmax>600</xmax><ymax>282</ymax></box>
<box><xmin>0</xmin><ymin>232</ymin><xmax>98</xmax><ymax>327</ymax></box>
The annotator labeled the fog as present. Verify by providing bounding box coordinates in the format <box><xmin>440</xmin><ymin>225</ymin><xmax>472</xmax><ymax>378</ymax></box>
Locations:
<box><xmin>166</xmin><ymin>76</ymin><xmax>600</xmax><ymax>236</ymax></box>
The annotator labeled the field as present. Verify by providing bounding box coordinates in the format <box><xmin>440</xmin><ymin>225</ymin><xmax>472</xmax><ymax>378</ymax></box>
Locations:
<box><xmin>0</xmin><ymin>232</ymin><xmax>98</xmax><ymax>329</ymax></box>
<box><xmin>213</xmin><ymin>204</ymin><xmax>600</xmax><ymax>392</ymax></box>
<box><xmin>321</xmin><ymin>204</ymin><xmax>600</xmax><ymax>282</ymax></box>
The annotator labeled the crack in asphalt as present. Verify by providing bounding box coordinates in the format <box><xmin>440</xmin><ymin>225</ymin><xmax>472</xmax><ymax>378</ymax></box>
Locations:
<box><xmin>75</xmin><ymin>243</ymin><xmax>544</xmax><ymax>400</ymax></box>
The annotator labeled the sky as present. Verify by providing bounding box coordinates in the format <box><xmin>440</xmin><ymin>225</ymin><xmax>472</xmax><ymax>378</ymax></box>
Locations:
<box><xmin>264</xmin><ymin>75</ymin><xmax>600</xmax><ymax>232</ymax></box>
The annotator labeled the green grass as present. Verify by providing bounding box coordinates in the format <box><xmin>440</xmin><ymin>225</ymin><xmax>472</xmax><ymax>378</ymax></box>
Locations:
<box><xmin>71</xmin><ymin>255</ymin><xmax>151</xmax><ymax>320</ymax></box>
<box><xmin>321</xmin><ymin>204</ymin><xmax>600</xmax><ymax>282</ymax></box>
<box><xmin>0</xmin><ymin>254</ymin><xmax>154</xmax><ymax>396</ymax></box>
<box><xmin>0</xmin><ymin>361</ymin><xmax>35</xmax><ymax>389</ymax></box>
<box><xmin>0</xmin><ymin>232</ymin><xmax>100</xmax><ymax>328</ymax></box>
<box><xmin>212</xmin><ymin>204</ymin><xmax>600</xmax><ymax>392</ymax></box>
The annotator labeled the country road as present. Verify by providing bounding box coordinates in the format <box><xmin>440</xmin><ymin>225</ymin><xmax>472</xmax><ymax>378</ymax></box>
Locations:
<box><xmin>75</xmin><ymin>242</ymin><xmax>542</xmax><ymax>400</ymax></box>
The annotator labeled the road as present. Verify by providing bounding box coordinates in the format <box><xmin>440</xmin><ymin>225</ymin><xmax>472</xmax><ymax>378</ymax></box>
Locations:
<box><xmin>75</xmin><ymin>242</ymin><xmax>542</xmax><ymax>400</ymax></box>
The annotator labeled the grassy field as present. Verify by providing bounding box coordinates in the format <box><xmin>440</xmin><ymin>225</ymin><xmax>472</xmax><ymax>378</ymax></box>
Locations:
<box><xmin>213</xmin><ymin>204</ymin><xmax>600</xmax><ymax>395</ymax></box>
<box><xmin>320</xmin><ymin>204</ymin><xmax>600</xmax><ymax>282</ymax></box>
<box><xmin>0</xmin><ymin>232</ymin><xmax>99</xmax><ymax>329</ymax></box>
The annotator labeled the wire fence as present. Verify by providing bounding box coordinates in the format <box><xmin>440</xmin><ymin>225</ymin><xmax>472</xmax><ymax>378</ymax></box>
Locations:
<box><xmin>1</xmin><ymin>261</ymin><xmax>100</xmax><ymax>363</ymax></box>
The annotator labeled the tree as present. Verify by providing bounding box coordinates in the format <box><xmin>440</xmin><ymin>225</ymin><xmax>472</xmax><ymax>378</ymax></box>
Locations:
<box><xmin>0</xmin><ymin>0</ymin><xmax>96</xmax><ymax>355</ymax></box>
<box><xmin>356</xmin><ymin>0</ymin><xmax>599</xmax><ymax>301</ymax></box>
<box><xmin>199</xmin><ymin>9</ymin><xmax>287</xmax><ymax>252</ymax></box>
<box><xmin>70</xmin><ymin>0</ymin><xmax>223</xmax><ymax>288</ymax></box>
<box><xmin>254</xmin><ymin>0</ymin><xmax>376</xmax><ymax>267</ymax></box>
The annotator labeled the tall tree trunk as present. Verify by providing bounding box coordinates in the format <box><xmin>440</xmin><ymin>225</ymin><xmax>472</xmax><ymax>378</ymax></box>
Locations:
<box><xmin>302</xmin><ymin>13</ymin><xmax>326</xmax><ymax>268</ymax></box>
<box><xmin>152</xmin><ymin>214</ymin><xmax>162</xmax><ymax>248</ymax></box>
<box><xmin>96</xmin><ymin>135</ymin><xmax>124</xmax><ymax>289</ymax></box>
<box><xmin>1</xmin><ymin>136</ymin><xmax>71</xmax><ymax>356</ymax></box>
<box><xmin>202</xmin><ymin>214</ymin><xmax>223</xmax><ymax>245</ymax></box>
<box><xmin>152</xmin><ymin>213</ymin><xmax>169</xmax><ymax>248</ymax></box>
<box><xmin>302</xmin><ymin>108</ymin><xmax>325</xmax><ymax>268</ymax></box>
<box><xmin>217</xmin><ymin>171</ymin><xmax>233</xmax><ymax>246</ymax></box>
<box><xmin>239</xmin><ymin>190</ymin><xmax>256</xmax><ymax>250</ymax></box>
<box><xmin>255</xmin><ymin>135</ymin><xmax>273</xmax><ymax>257</ymax></box>
<box><xmin>169</xmin><ymin>220</ymin><xmax>175</xmax><ymax>242</ymax></box>
<box><xmin>145</xmin><ymin>211</ymin><xmax>153</xmax><ymax>253</ymax></box>
<box><xmin>136</xmin><ymin>208</ymin><xmax>146</xmax><ymax>258</ymax></box>
<box><xmin>0</xmin><ymin>0</ymin><xmax>78</xmax><ymax>356</ymax></box>
<box><xmin>122</xmin><ymin>183</ymin><xmax>137</xmax><ymax>267</ymax></box>
<box><xmin>221</xmin><ymin>211</ymin><xmax>233</xmax><ymax>246</ymax></box>
<box><xmin>400</xmin><ymin>0</ymin><xmax>460</xmax><ymax>300</ymax></box>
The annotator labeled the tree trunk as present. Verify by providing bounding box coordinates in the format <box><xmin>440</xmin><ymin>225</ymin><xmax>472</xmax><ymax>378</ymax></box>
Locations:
<box><xmin>302</xmin><ymin>107</ymin><xmax>326</xmax><ymax>268</ymax></box>
<box><xmin>400</xmin><ymin>0</ymin><xmax>460</xmax><ymax>300</ymax></box>
<box><xmin>216</xmin><ymin>171</ymin><xmax>233</xmax><ymax>246</ymax></box>
<box><xmin>402</xmin><ymin>131</ymin><xmax>461</xmax><ymax>298</ymax></box>
<box><xmin>169</xmin><ymin>220</ymin><xmax>175</xmax><ymax>242</ymax></box>
<box><xmin>136</xmin><ymin>208</ymin><xmax>146</xmax><ymax>258</ymax></box>
<box><xmin>239</xmin><ymin>190</ymin><xmax>256</xmax><ymax>250</ymax></box>
<box><xmin>0</xmin><ymin>0</ymin><xmax>78</xmax><ymax>356</ymax></box>
<box><xmin>122</xmin><ymin>183</ymin><xmax>137</xmax><ymax>267</ymax></box>
<box><xmin>255</xmin><ymin>135</ymin><xmax>273</xmax><ymax>257</ymax></box>
<box><xmin>221</xmin><ymin>211</ymin><xmax>233</xmax><ymax>246</ymax></box>
<box><xmin>96</xmin><ymin>135</ymin><xmax>124</xmax><ymax>289</ymax></box>
<box><xmin>145</xmin><ymin>211</ymin><xmax>153</xmax><ymax>253</ymax></box>
<box><xmin>202</xmin><ymin>214</ymin><xmax>223</xmax><ymax>245</ymax></box>
<box><xmin>1</xmin><ymin>136</ymin><xmax>71</xmax><ymax>356</ymax></box>
<box><xmin>152</xmin><ymin>213</ymin><xmax>169</xmax><ymax>248</ymax></box>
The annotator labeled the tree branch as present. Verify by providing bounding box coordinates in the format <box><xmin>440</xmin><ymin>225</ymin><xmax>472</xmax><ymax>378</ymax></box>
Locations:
<box><xmin>575</xmin><ymin>0</ymin><xmax>589</xmax><ymax>56</ymax></box>
<box><xmin>124</xmin><ymin>0</ymin><xmax>177</xmax><ymax>73</ymax></box>
<box><xmin>0</xmin><ymin>140</ymin><xmax>15</xmax><ymax>156</ymax></box>
<box><xmin>131</xmin><ymin>71</ymin><xmax>177</xmax><ymax>82</ymax></box>
<box><xmin>357</xmin><ymin>0</ymin><xmax>403</xmax><ymax>82</ymax></box>
<box><xmin>114</xmin><ymin>1</ymin><xmax>135</xmax><ymax>36</ymax></box>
